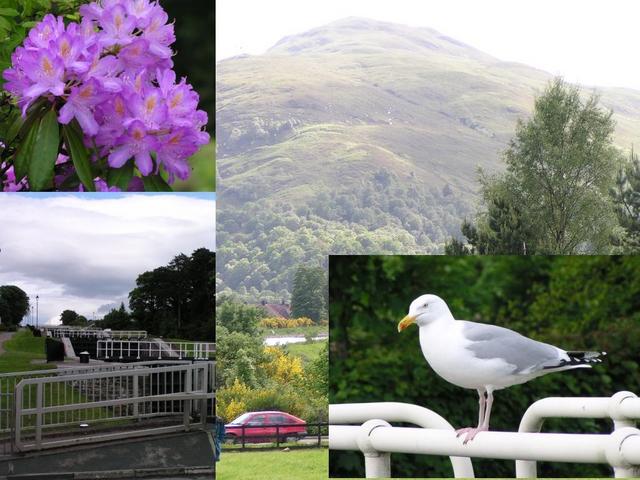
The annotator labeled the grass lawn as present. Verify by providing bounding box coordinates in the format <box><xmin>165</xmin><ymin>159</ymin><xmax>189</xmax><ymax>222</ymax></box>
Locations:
<box><xmin>217</xmin><ymin>448</ymin><xmax>328</xmax><ymax>480</ymax></box>
<box><xmin>0</xmin><ymin>329</ymin><xmax>51</xmax><ymax>374</ymax></box>
<box><xmin>284</xmin><ymin>340</ymin><xmax>326</xmax><ymax>365</ymax></box>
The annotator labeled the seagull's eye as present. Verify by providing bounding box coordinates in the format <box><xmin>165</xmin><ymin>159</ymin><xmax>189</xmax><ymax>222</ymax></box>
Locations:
<box><xmin>423</xmin><ymin>303</ymin><xmax>428</xmax><ymax>308</ymax></box>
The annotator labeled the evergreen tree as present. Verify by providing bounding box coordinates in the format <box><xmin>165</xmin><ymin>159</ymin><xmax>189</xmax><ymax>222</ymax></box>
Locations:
<box><xmin>100</xmin><ymin>303</ymin><xmax>132</xmax><ymax>330</ymax></box>
<box><xmin>611</xmin><ymin>148</ymin><xmax>640</xmax><ymax>251</ymax></box>
<box><xmin>290</xmin><ymin>264</ymin><xmax>327</xmax><ymax>322</ymax></box>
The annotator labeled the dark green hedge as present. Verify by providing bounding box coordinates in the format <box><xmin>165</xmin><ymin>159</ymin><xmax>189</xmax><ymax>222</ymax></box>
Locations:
<box><xmin>329</xmin><ymin>256</ymin><xmax>640</xmax><ymax>478</ymax></box>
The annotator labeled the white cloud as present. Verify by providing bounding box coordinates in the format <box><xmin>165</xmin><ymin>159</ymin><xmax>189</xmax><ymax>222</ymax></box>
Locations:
<box><xmin>0</xmin><ymin>194</ymin><xmax>215</xmax><ymax>325</ymax></box>
<box><xmin>217</xmin><ymin>0</ymin><xmax>640</xmax><ymax>90</ymax></box>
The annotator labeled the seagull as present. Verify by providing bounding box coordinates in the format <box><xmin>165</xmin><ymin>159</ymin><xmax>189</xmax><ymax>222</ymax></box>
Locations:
<box><xmin>398</xmin><ymin>294</ymin><xmax>605</xmax><ymax>444</ymax></box>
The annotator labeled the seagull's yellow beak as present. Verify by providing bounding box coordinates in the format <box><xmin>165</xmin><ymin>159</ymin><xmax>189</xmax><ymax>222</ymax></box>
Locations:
<box><xmin>398</xmin><ymin>314</ymin><xmax>417</xmax><ymax>332</ymax></box>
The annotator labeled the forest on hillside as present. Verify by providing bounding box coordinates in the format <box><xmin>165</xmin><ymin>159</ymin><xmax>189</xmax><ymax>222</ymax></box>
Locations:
<box><xmin>217</xmin><ymin>172</ymin><xmax>470</xmax><ymax>298</ymax></box>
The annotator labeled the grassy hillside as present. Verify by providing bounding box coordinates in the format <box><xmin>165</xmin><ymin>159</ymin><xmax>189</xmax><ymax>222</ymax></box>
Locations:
<box><xmin>217</xmin><ymin>17</ymin><xmax>640</xmax><ymax>296</ymax></box>
<box><xmin>284</xmin><ymin>341</ymin><xmax>326</xmax><ymax>366</ymax></box>
<box><xmin>0</xmin><ymin>329</ymin><xmax>50</xmax><ymax>373</ymax></box>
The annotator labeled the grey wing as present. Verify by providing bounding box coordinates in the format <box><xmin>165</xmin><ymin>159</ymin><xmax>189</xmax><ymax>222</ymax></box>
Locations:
<box><xmin>460</xmin><ymin>321</ymin><xmax>564</xmax><ymax>374</ymax></box>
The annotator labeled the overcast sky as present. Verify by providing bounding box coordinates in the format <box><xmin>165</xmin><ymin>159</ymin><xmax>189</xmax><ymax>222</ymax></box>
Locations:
<box><xmin>0</xmin><ymin>193</ymin><xmax>215</xmax><ymax>326</ymax></box>
<box><xmin>217</xmin><ymin>0</ymin><xmax>640</xmax><ymax>90</ymax></box>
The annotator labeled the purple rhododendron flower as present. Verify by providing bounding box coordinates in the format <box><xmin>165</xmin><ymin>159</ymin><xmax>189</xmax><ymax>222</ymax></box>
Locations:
<box><xmin>2</xmin><ymin>0</ymin><xmax>209</xmax><ymax>192</ymax></box>
<box><xmin>109</xmin><ymin>120</ymin><xmax>158</xmax><ymax>175</ymax></box>
<box><xmin>59</xmin><ymin>79</ymin><xmax>108</xmax><ymax>136</ymax></box>
<box><xmin>1</xmin><ymin>164</ymin><xmax>27</xmax><ymax>192</ymax></box>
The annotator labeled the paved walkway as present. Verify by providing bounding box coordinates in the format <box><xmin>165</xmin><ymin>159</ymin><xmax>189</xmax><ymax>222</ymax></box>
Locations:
<box><xmin>0</xmin><ymin>331</ymin><xmax>15</xmax><ymax>355</ymax></box>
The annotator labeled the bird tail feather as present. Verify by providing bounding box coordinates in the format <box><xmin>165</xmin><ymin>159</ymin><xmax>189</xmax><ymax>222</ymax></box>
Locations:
<box><xmin>544</xmin><ymin>350</ymin><xmax>607</xmax><ymax>370</ymax></box>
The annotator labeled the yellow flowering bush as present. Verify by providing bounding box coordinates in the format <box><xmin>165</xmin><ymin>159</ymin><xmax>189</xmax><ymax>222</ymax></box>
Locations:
<box><xmin>259</xmin><ymin>317</ymin><xmax>315</xmax><ymax>328</ymax></box>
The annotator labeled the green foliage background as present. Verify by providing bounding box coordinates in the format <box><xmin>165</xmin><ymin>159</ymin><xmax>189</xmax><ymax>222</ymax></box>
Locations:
<box><xmin>329</xmin><ymin>255</ymin><xmax>640</xmax><ymax>478</ymax></box>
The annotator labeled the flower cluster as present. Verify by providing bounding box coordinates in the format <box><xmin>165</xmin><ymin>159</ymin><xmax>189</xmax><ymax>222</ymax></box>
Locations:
<box><xmin>3</xmin><ymin>0</ymin><xmax>209</xmax><ymax>189</ymax></box>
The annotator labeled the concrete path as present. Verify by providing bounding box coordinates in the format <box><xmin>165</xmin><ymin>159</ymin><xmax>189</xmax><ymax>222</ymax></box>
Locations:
<box><xmin>0</xmin><ymin>331</ymin><xmax>15</xmax><ymax>355</ymax></box>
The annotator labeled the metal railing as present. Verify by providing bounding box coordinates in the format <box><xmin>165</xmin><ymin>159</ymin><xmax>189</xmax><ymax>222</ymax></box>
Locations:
<box><xmin>0</xmin><ymin>361</ymin><xmax>198</xmax><ymax>455</ymax></box>
<box><xmin>97</xmin><ymin>340</ymin><xmax>216</xmax><ymax>360</ymax></box>
<box><xmin>225</xmin><ymin>422</ymin><xmax>328</xmax><ymax>450</ymax></box>
<box><xmin>13</xmin><ymin>362</ymin><xmax>214</xmax><ymax>452</ymax></box>
<box><xmin>43</xmin><ymin>327</ymin><xmax>147</xmax><ymax>339</ymax></box>
<box><xmin>329</xmin><ymin>392</ymin><xmax>640</xmax><ymax>478</ymax></box>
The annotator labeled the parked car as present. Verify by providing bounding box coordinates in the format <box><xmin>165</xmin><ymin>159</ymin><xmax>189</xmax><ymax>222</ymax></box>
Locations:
<box><xmin>225</xmin><ymin>411</ymin><xmax>307</xmax><ymax>442</ymax></box>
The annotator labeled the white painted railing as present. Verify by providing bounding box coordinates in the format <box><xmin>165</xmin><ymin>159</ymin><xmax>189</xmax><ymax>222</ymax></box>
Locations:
<box><xmin>329</xmin><ymin>393</ymin><xmax>640</xmax><ymax>478</ymax></box>
<box><xmin>97</xmin><ymin>339</ymin><xmax>216</xmax><ymax>360</ymax></box>
<box><xmin>42</xmin><ymin>326</ymin><xmax>147</xmax><ymax>339</ymax></box>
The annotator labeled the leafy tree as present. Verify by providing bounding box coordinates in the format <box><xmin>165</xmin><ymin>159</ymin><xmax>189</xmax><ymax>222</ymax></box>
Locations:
<box><xmin>453</xmin><ymin>78</ymin><xmax>619</xmax><ymax>254</ymax></box>
<box><xmin>216</xmin><ymin>296</ymin><xmax>264</xmax><ymax>336</ymax></box>
<box><xmin>215</xmin><ymin>325</ymin><xmax>263</xmax><ymax>388</ymax></box>
<box><xmin>290</xmin><ymin>264</ymin><xmax>327</xmax><ymax>321</ymax></box>
<box><xmin>0</xmin><ymin>285</ymin><xmax>29</xmax><ymax>326</ymax></box>
<box><xmin>129</xmin><ymin>248</ymin><xmax>215</xmax><ymax>340</ymax></box>
<box><xmin>307</xmin><ymin>342</ymin><xmax>329</xmax><ymax>397</ymax></box>
<box><xmin>59</xmin><ymin>309</ymin><xmax>87</xmax><ymax>326</ymax></box>
<box><xmin>610</xmin><ymin>148</ymin><xmax>640</xmax><ymax>251</ymax></box>
<box><xmin>99</xmin><ymin>303</ymin><xmax>132</xmax><ymax>330</ymax></box>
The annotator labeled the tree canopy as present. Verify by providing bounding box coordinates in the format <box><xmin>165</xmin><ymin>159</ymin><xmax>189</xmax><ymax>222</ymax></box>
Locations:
<box><xmin>129</xmin><ymin>248</ymin><xmax>214</xmax><ymax>340</ymax></box>
<box><xmin>290</xmin><ymin>265</ymin><xmax>327</xmax><ymax>321</ymax></box>
<box><xmin>0</xmin><ymin>285</ymin><xmax>29</xmax><ymax>326</ymax></box>
<box><xmin>59</xmin><ymin>309</ymin><xmax>88</xmax><ymax>327</ymax></box>
<box><xmin>98</xmin><ymin>303</ymin><xmax>132</xmax><ymax>331</ymax></box>
<box><xmin>449</xmin><ymin>78</ymin><xmax>621</xmax><ymax>254</ymax></box>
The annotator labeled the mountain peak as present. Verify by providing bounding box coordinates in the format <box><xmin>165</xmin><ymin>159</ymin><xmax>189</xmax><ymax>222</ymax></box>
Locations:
<box><xmin>267</xmin><ymin>16</ymin><xmax>494</xmax><ymax>62</ymax></box>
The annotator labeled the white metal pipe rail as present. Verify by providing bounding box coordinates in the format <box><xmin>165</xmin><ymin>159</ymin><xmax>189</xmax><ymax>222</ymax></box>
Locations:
<box><xmin>330</xmin><ymin>395</ymin><xmax>640</xmax><ymax>478</ymax></box>
<box><xmin>330</xmin><ymin>402</ymin><xmax>474</xmax><ymax>477</ymax></box>
<box><xmin>13</xmin><ymin>362</ymin><xmax>215</xmax><ymax>451</ymax></box>
<box><xmin>331</xmin><ymin>424</ymin><xmax>640</xmax><ymax>474</ymax></box>
<box><xmin>517</xmin><ymin>391</ymin><xmax>640</xmax><ymax>478</ymax></box>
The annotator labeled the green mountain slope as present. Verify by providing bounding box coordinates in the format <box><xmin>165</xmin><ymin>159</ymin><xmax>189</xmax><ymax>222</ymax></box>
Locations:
<box><xmin>216</xmin><ymin>17</ymin><xmax>640</xmax><ymax>297</ymax></box>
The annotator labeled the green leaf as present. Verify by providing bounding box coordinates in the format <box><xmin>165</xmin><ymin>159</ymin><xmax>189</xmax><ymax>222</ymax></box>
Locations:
<box><xmin>4</xmin><ymin>109</ymin><xmax>23</xmax><ymax>146</ymax></box>
<box><xmin>28</xmin><ymin>107</ymin><xmax>59</xmax><ymax>191</ymax></box>
<box><xmin>13</xmin><ymin>116</ymin><xmax>38</xmax><ymax>182</ymax></box>
<box><xmin>107</xmin><ymin>160</ymin><xmax>134</xmax><ymax>191</ymax></box>
<box><xmin>13</xmin><ymin>98</ymin><xmax>49</xmax><ymax>144</ymax></box>
<box><xmin>0</xmin><ymin>8</ymin><xmax>18</xmax><ymax>16</ymax></box>
<box><xmin>62</xmin><ymin>123</ymin><xmax>95</xmax><ymax>192</ymax></box>
<box><xmin>142</xmin><ymin>174</ymin><xmax>173</xmax><ymax>192</ymax></box>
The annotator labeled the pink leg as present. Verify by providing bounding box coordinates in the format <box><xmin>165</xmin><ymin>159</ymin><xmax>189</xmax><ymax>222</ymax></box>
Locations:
<box><xmin>456</xmin><ymin>389</ymin><xmax>493</xmax><ymax>444</ymax></box>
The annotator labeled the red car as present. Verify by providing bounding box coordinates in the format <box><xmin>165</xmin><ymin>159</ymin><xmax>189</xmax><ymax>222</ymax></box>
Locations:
<box><xmin>225</xmin><ymin>411</ymin><xmax>307</xmax><ymax>442</ymax></box>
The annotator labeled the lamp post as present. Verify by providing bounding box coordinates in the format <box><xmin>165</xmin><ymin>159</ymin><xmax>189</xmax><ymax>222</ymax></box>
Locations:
<box><xmin>36</xmin><ymin>295</ymin><xmax>39</xmax><ymax>328</ymax></box>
